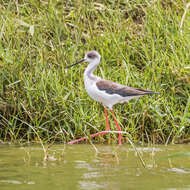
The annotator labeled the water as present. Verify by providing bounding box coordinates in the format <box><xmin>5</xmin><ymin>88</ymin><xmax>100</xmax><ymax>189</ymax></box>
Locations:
<box><xmin>0</xmin><ymin>144</ymin><xmax>190</xmax><ymax>190</ymax></box>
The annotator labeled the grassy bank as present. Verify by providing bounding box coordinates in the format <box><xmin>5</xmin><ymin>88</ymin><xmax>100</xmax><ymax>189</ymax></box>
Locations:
<box><xmin>0</xmin><ymin>0</ymin><xmax>189</xmax><ymax>144</ymax></box>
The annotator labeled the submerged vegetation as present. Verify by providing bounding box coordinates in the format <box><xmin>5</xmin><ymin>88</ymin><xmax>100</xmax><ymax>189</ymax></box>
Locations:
<box><xmin>0</xmin><ymin>0</ymin><xmax>189</xmax><ymax>144</ymax></box>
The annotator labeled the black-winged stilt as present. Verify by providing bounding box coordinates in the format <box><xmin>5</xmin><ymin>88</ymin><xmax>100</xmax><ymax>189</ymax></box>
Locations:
<box><xmin>67</xmin><ymin>50</ymin><xmax>159</xmax><ymax>145</ymax></box>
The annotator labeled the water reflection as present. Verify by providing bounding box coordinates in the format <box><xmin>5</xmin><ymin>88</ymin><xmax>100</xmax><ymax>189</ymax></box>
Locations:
<box><xmin>0</xmin><ymin>144</ymin><xmax>190</xmax><ymax>190</ymax></box>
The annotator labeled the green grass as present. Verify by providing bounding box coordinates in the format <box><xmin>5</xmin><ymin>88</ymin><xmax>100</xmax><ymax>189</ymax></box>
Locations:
<box><xmin>0</xmin><ymin>0</ymin><xmax>189</xmax><ymax>144</ymax></box>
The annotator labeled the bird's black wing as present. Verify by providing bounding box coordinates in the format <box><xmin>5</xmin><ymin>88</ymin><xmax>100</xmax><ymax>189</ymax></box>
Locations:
<box><xmin>96</xmin><ymin>80</ymin><xmax>158</xmax><ymax>97</ymax></box>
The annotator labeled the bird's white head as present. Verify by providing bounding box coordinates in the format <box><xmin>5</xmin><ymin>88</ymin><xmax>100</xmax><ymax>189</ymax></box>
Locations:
<box><xmin>66</xmin><ymin>50</ymin><xmax>101</xmax><ymax>68</ymax></box>
<box><xmin>84</xmin><ymin>51</ymin><xmax>101</xmax><ymax>65</ymax></box>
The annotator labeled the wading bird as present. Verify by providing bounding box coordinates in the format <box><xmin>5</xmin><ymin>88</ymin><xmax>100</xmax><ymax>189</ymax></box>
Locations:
<box><xmin>67</xmin><ymin>51</ymin><xmax>159</xmax><ymax>145</ymax></box>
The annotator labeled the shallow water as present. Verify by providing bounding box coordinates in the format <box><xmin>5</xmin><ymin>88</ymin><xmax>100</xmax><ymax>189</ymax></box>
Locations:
<box><xmin>0</xmin><ymin>144</ymin><xmax>190</xmax><ymax>190</ymax></box>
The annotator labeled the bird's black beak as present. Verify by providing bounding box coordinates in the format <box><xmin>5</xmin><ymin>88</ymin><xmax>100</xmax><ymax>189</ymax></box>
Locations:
<box><xmin>66</xmin><ymin>59</ymin><xmax>86</xmax><ymax>68</ymax></box>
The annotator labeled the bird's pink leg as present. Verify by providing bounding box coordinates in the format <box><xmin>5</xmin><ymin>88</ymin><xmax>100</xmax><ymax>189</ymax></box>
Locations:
<box><xmin>68</xmin><ymin>108</ymin><xmax>110</xmax><ymax>145</ymax></box>
<box><xmin>110</xmin><ymin>109</ymin><xmax>122</xmax><ymax>145</ymax></box>
<box><xmin>68</xmin><ymin>131</ymin><xmax>108</xmax><ymax>144</ymax></box>
<box><xmin>104</xmin><ymin>107</ymin><xmax>110</xmax><ymax>131</ymax></box>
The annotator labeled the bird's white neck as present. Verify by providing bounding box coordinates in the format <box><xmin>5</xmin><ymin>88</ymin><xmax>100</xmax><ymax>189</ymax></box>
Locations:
<box><xmin>84</xmin><ymin>61</ymin><xmax>99</xmax><ymax>80</ymax></box>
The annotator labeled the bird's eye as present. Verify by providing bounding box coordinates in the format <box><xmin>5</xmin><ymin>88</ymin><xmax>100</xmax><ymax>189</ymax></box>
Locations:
<box><xmin>87</xmin><ymin>52</ymin><xmax>97</xmax><ymax>59</ymax></box>
<box><xmin>88</xmin><ymin>54</ymin><xmax>93</xmax><ymax>58</ymax></box>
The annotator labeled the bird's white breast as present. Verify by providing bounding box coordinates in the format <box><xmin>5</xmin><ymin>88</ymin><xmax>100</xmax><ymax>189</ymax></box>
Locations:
<box><xmin>84</xmin><ymin>77</ymin><xmax>131</xmax><ymax>109</ymax></box>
